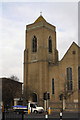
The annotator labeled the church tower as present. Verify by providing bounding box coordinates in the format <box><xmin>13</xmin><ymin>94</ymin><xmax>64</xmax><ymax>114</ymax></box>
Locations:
<box><xmin>24</xmin><ymin>15</ymin><xmax>58</xmax><ymax>105</ymax></box>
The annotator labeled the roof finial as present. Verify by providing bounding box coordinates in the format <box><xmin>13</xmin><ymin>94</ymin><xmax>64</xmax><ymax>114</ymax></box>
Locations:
<box><xmin>40</xmin><ymin>11</ymin><xmax>42</xmax><ymax>16</ymax></box>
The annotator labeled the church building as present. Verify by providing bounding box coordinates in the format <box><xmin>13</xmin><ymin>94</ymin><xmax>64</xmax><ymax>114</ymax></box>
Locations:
<box><xmin>24</xmin><ymin>15</ymin><xmax>80</xmax><ymax>111</ymax></box>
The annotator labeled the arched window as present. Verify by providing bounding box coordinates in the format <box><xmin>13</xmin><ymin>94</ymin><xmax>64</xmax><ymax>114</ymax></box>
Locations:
<box><xmin>78</xmin><ymin>66</ymin><xmax>80</xmax><ymax>90</ymax></box>
<box><xmin>48</xmin><ymin>36</ymin><xmax>52</xmax><ymax>53</ymax></box>
<box><xmin>32</xmin><ymin>93</ymin><xmax>38</xmax><ymax>102</ymax></box>
<box><xmin>32</xmin><ymin>36</ymin><xmax>37</xmax><ymax>52</ymax></box>
<box><xmin>66</xmin><ymin>67</ymin><xmax>73</xmax><ymax>91</ymax></box>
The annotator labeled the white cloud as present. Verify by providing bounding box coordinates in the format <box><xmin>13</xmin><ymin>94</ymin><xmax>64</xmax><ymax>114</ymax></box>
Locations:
<box><xmin>0</xmin><ymin>16</ymin><xmax>25</xmax><ymax>81</ymax></box>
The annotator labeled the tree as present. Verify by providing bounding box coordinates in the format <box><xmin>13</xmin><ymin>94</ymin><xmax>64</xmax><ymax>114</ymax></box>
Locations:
<box><xmin>10</xmin><ymin>75</ymin><xmax>19</xmax><ymax>82</ymax></box>
<box><xmin>59</xmin><ymin>79</ymin><xmax>77</xmax><ymax>111</ymax></box>
<box><xmin>2</xmin><ymin>78</ymin><xmax>22</xmax><ymax>109</ymax></box>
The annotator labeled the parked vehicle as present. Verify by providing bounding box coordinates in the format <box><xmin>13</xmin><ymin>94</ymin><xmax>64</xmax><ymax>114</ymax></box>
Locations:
<box><xmin>12</xmin><ymin>102</ymin><xmax>44</xmax><ymax>113</ymax></box>
<box><xmin>28</xmin><ymin>102</ymin><xmax>44</xmax><ymax>113</ymax></box>
<box><xmin>12</xmin><ymin>105</ymin><xmax>28</xmax><ymax>113</ymax></box>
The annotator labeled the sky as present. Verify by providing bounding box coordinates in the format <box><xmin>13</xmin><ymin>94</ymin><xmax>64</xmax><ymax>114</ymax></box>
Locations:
<box><xmin>0</xmin><ymin>2</ymin><xmax>78</xmax><ymax>82</ymax></box>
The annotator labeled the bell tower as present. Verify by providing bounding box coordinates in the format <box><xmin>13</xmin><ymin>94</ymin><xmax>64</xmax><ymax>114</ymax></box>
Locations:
<box><xmin>24</xmin><ymin>15</ymin><xmax>58</xmax><ymax>105</ymax></box>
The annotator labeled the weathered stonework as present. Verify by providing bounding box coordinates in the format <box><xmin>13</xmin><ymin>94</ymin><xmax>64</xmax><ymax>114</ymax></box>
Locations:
<box><xmin>24</xmin><ymin>15</ymin><xmax>80</xmax><ymax>111</ymax></box>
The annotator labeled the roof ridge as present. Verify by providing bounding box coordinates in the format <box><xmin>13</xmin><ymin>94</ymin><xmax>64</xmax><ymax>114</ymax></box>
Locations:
<box><xmin>34</xmin><ymin>15</ymin><xmax>46</xmax><ymax>23</ymax></box>
<box><xmin>60</xmin><ymin>41</ymin><xmax>79</xmax><ymax>62</ymax></box>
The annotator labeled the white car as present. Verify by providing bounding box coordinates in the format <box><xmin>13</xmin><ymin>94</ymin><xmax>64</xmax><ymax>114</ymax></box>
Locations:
<box><xmin>28</xmin><ymin>103</ymin><xmax>44</xmax><ymax>113</ymax></box>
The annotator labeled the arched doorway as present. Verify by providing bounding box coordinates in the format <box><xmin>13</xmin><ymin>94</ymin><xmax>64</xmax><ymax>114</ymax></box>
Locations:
<box><xmin>32</xmin><ymin>93</ymin><xmax>38</xmax><ymax>102</ymax></box>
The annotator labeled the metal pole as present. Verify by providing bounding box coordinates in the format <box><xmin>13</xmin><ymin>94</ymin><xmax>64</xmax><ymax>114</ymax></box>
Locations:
<box><xmin>2</xmin><ymin>112</ymin><xmax>5</xmax><ymax>120</ymax></box>
<box><xmin>44</xmin><ymin>100</ymin><xmax>46</xmax><ymax>111</ymax></box>
<box><xmin>63</xmin><ymin>97</ymin><xmax>66</xmax><ymax>110</ymax></box>
<box><xmin>62</xmin><ymin>98</ymin><xmax>63</xmax><ymax>111</ymax></box>
<box><xmin>47</xmin><ymin>100</ymin><xmax>48</xmax><ymax>110</ymax></box>
<box><xmin>2</xmin><ymin>104</ymin><xmax>5</xmax><ymax>120</ymax></box>
<box><xmin>60</xmin><ymin>111</ymin><xmax>62</xmax><ymax>120</ymax></box>
<box><xmin>22</xmin><ymin>112</ymin><xmax>24</xmax><ymax>120</ymax></box>
<box><xmin>45</xmin><ymin>111</ymin><xmax>48</xmax><ymax>119</ymax></box>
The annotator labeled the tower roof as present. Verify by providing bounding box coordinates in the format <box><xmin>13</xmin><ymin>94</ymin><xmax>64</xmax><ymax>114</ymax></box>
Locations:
<box><xmin>34</xmin><ymin>15</ymin><xmax>46</xmax><ymax>23</ymax></box>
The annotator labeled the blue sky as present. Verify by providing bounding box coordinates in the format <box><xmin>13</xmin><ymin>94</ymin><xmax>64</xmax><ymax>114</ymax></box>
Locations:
<box><xmin>0</xmin><ymin>2</ymin><xmax>78</xmax><ymax>82</ymax></box>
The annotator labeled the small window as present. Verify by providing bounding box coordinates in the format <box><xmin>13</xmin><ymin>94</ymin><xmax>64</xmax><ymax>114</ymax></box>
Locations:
<box><xmin>48</xmin><ymin>36</ymin><xmax>52</xmax><ymax>53</ymax></box>
<box><xmin>32</xmin><ymin>36</ymin><xmax>37</xmax><ymax>52</ymax></box>
<box><xmin>52</xmin><ymin>79</ymin><xmax>54</xmax><ymax>94</ymax></box>
<box><xmin>72</xmin><ymin>51</ymin><xmax>76</xmax><ymax>54</ymax></box>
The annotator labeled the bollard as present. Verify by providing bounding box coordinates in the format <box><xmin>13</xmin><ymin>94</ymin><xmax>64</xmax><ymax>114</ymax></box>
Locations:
<box><xmin>48</xmin><ymin>107</ymin><xmax>51</xmax><ymax>115</ymax></box>
<box><xmin>22</xmin><ymin>112</ymin><xmax>24</xmax><ymax>120</ymax></box>
<box><xmin>60</xmin><ymin>111</ymin><xmax>62</xmax><ymax>120</ymax></box>
<box><xmin>45</xmin><ymin>111</ymin><xmax>48</xmax><ymax>119</ymax></box>
<box><xmin>45</xmin><ymin>114</ymin><xmax>48</xmax><ymax>119</ymax></box>
<box><xmin>28</xmin><ymin>108</ymin><xmax>31</xmax><ymax>114</ymax></box>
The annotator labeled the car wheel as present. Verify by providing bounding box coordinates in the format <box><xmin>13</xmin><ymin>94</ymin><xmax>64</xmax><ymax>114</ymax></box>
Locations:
<box><xmin>34</xmin><ymin>110</ymin><xmax>38</xmax><ymax>113</ymax></box>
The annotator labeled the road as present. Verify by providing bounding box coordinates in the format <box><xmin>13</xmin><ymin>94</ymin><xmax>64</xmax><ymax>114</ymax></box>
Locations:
<box><xmin>2</xmin><ymin>111</ymin><xmax>80</xmax><ymax>120</ymax></box>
